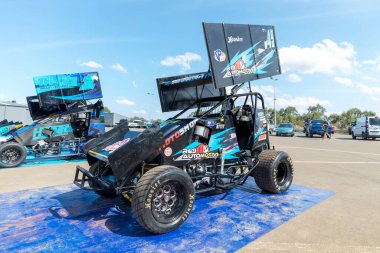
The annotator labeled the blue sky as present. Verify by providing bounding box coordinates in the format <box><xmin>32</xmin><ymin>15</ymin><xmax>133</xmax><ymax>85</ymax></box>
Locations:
<box><xmin>1</xmin><ymin>0</ymin><xmax>380</xmax><ymax>119</ymax></box>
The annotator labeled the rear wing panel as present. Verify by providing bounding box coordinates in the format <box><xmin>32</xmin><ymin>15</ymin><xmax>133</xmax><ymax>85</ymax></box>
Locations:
<box><xmin>156</xmin><ymin>71</ymin><xmax>225</xmax><ymax>112</ymax></box>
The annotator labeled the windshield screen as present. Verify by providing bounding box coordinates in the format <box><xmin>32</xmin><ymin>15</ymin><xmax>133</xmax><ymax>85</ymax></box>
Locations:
<box><xmin>369</xmin><ymin>118</ymin><xmax>380</xmax><ymax>126</ymax></box>
<box><xmin>279</xmin><ymin>123</ymin><xmax>292</xmax><ymax>128</ymax></box>
<box><xmin>310</xmin><ymin>120</ymin><xmax>325</xmax><ymax>124</ymax></box>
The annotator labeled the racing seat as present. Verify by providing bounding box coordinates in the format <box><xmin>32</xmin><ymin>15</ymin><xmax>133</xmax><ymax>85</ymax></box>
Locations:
<box><xmin>72</xmin><ymin>120</ymin><xmax>88</xmax><ymax>138</ymax></box>
<box><xmin>234</xmin><ymin>105</ymin><xmax>254</xmax><ymax>149</ymax></box>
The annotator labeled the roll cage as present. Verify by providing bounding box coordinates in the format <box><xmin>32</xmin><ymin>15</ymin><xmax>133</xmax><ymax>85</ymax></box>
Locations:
<box><xmin>169</xmin><ymin>91</ymin><xmax>270</xmax><ymax>150</ymax></box>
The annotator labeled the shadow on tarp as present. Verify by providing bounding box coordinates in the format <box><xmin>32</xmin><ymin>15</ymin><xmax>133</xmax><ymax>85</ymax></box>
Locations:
<box><xmin>0</xmin><ymin>178</ymin><xmax>333</xmax><ymax>253</ymax></box>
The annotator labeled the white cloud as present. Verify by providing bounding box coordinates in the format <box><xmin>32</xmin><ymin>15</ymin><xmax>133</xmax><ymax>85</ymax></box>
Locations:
<box><xmin>333</xmin><ymin>77</ymin><xmax>353</xmax><ymax>86</ymax></box>
<box><xmin>79</xmin><ymin>60</ymin><xmax>103</xmax><ymax>69</ymax></box>
<box><xmin>371</xmin><ymin>96</ymin><xmax>380</xmax><ymax>101</ymax></box>
<box><xmin>363</xmin><ymin>56</ymin><xmax>380</xmax><ymax>70</ymax></box>
<box><xmin>132</xmin><ymin>109</ymin><xmax>147</xmax><ymax>114</ymax></box>
<box><xmin>357</xmin><ymin>83</ymin><xmax>380</xmax><ymax>95</ymax></box>
<box><xmin>286</xmin><ymin>73</ymin><xmax>302</xmax><ymax>83</ymax></box>
<box><xmin>132</xmin><ymin>80</ymin><xmax>137</xmax><ymax>87</ymax></box>
<box><xmin>279</xmin><ymin>39</ymin><xmax>359</xmax><ymax>75</ymax></box>
<box><xmin>110</xmin><ymin>63</ymin><xmax>127</xmax><ymax>73</ymax></box>
<box><xmin>116</xmin><ymin>98</ymin><xmax>135</xmax><ymax>106</ymax></box>
<box><xmin>363</xmin><ymin>76</ymin><xmax>377</xmax><ymax>82</ymax></box>
<box><xmin>160</xmin><ymin>52</ymin><xmax>201</xmax><ymax>71</ymax></box>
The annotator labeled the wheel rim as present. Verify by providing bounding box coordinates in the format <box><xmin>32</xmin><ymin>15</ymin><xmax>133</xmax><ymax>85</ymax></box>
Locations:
<box><xmin>151</xmin><ymin>181</ymin><xmax>186</xmax><ymax>224</ymax></box>
<box><xmin>1</xmin><ymin>147</ymin><xmax>21</xmax><ymax>165</ymax></box>
<box><xmin>276</xmin><ymin>162</ymin><xmax>290</xmax><ymax>187</ymax></box>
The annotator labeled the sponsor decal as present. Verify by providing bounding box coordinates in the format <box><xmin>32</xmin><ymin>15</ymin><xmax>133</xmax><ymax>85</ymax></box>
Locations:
<box><xmin>216</xmin><ymin>123</ymin><xmax>225</xmax><ymax>129</ymax></box>
<box><xmin>33</xmin><ymin>124</ymin><xmax>73</xmax><ymax>140</ymax></box>
<box><xmin>227</xmin><ymin>36</ymin><xmax>243</xmax><ymax>43</ymax></box>
<box><xmin>264</xmin><ymin>29</ymin><xmax>275</xmax><ymax>49</ymax></box>
<box><xmin>182</xmin><ymin>194</ymin><xmax>195</xmax><ymax>221</ymax></box>
<box><xmin>258</xmin><ymin>134</ymin><xmax>267</xmax><ymax>141</ymax></box>
<box><xmin>162</xmin><ymin>72</ymin><xmax>211</xmax><ymax>86</ymax></box>
<box><xmin>222</xmin><ymin>43</ymin><xmax>276</xmax><ymax>79</ymax></box>
<box><xmin>213</xmin><ymin>49</ymin><xmax>226</xmax><ymax>62</ymax></box>
<box><xmin>164</xmin><ymin>147</ymin><xmax>172</xmax><ymax>157</ymax></box>
<box><xmin>158</xmin><ymin>119</ymin><xmax>198</xmax><ymax>151</ymax></box>
<box><xmin>180</xmin><ymin>144</ymin><xmax>219</xmax><ymax>160</ymax></box>
<box><xmin>103</xmin><ymin>138</ymin><xmax>130</xmax><ymax>153</ymax></box>
<box><xmin>207</xmin><ymin>121</ymin><xmax>215</xmax><ymax>127</ymax></box>
<box><xmin>145</xmin><ymin>180</ymin><xmax>161</xmax><ymax>209</ymax></box>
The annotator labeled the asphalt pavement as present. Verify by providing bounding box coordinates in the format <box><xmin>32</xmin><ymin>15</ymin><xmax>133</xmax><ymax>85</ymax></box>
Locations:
<box><xmin>240</xmin><ymin>133</ymin><xmax>380</xmax><ymax>253</ymax></box>
<box><xmin>0</xmin><ymin>132</ymin><xmax>379</xmax><ymax>252</ymax></box>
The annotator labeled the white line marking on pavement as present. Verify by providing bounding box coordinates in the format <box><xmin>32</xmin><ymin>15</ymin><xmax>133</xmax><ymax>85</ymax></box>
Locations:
<box><xmin>278</xmin><ymin>146</ymin><xmax>380</xmax><ymax>156</ymax></box>
<box><xmin>294</xmin><ymin>161</ymin><xmax>380</xmax><ymax>164</ymax></box>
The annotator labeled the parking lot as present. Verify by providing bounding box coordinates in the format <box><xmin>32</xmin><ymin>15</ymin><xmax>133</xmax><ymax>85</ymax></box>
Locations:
<box><xmin>1</xmin><ymin>132</ymin><xmax>379</xmax><ymax>252</ymax></box>
<box><xmin>242</xmin><ymin>133</ymin><xmax>380</xmax><ymax>252</ymax></box>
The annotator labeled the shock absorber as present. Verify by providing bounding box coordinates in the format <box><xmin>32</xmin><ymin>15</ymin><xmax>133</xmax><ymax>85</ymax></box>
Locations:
<box><xmin>220</xmin><ymin>148</ymin><xmax>225</xmax><ymax>175</ymax></box>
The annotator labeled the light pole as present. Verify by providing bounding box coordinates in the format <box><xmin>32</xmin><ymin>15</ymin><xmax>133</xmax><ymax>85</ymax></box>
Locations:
<box><xmin>274</xmin><ymin>85</ymin><xmax>277</xmax><ymax>127</ymax></box>
<box><xmin>271</xmin><ymin>77</ymin><xmax>278</xmax><ymax>127</ymax></box>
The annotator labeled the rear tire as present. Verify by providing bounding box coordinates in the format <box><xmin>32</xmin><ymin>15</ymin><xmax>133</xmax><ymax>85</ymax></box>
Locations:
<box><xmin>253</xmin><ymin>150</ymin><xmax>294</xmax><ymax>193</ymax></box>
<box><xmin>88</xmin><ymin>161</ymin><xmax>117</xmax><ymax>197</ymax></box>
<box><xmin>0</xmin><ymin>142</ymin><xmax>26</xmax><ymax>168</ymax></box>
<box><xmin>132</xmin><ymin>165</ymin><xmax>195</xmax><ymax>234</ymax></box>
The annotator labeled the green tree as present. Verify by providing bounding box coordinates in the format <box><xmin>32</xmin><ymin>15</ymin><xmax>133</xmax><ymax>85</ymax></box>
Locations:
<box><xmin>362</xmin><ymin>110</ymin><xmax>376</xmax><ymax>117</ymax></box>
<box><xmin>265</xmin><ymin>108</ymin><xmax>275</xmax><ymax>123</ymax></box>
<box><xmin>340</xmin><ymin>108</ymin><xmax>361</xmax><ymax>127</ymax></box>
<box><xmin>278</xmin><ymin>106</ymin><xmax>299</xmax><ymax>124</ymax></box>
<box><xmin>303</xmin><ymin>104</ymin><xmax>326</xmax><ymax>121</ymax></box>
<box><xmin>151</xmin><ymin>118</ymin><xmax>163</xmax><ymax>124</ymax></box>
<box><xmin>103</xmin><ymin>106</ymin><xmax>111</xmax><ymax>113</ymax></box>
<box><xmin>128</xmin><ymin>116</ymin><xmax>147</xmax><ymax>121</ymax></box>
<box><xmin>328</xmin><ymin>113</ymin><xmax>343</xmax><ymax>128</ymax></box>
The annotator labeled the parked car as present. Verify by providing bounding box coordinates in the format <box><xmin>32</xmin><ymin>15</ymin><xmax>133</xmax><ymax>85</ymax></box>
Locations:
<box><xmin>348</xmin><ymin>122</ymin><xmax>356</xmax><ymax>135</ymax></box>
<box><xmin>305</xmin><ymin>120</ymin><xmax>332</xmax><ymax>137</ymax></box>
<box><xmin>352</xmin><ymin>116</ymin><xmax>380</xmax><ymax>140</ymax></box>
<box><xmin>128</xmin><ymin>120</ymin><xmax>147</xmax><ymax>128</ymax></box>
<box><xmin>276</xmin><ymin>123</ymin><xmax>295</xmax><ymax>137</ymax></box>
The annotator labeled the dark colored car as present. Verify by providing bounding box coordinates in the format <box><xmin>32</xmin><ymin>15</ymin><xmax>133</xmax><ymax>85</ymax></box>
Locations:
<box><xmin>74</xmin><ymin>22</ymin><xmax>294</xmax><ymax>235</ymax></box>
<box><xmin>74</xmin><ymin>76</ymin><xmax>294</xmax><ymax>234</ymax></box>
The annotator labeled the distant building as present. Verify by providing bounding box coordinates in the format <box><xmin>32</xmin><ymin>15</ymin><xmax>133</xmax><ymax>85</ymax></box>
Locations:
<box><xmin>0</xmin><ymin>101</ymin><xmax>33</xmax><ymax>125</ymax></box>
<box><xmin>104</xmin><ymin>112</ymin><xmax>128</xmax><ymax>127</ymax></box>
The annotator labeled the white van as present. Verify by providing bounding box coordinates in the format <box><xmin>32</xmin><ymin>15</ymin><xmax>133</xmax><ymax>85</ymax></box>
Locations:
<box><xmin>352</xmin><ymin>116</ymin><xmax>380</xmax><ymax>140</ymax></box>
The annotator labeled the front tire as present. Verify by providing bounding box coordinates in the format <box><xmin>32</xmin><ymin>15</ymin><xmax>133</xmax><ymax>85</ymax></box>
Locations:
<box><xmin>352</xmin><ymin>133</ymin><xmax>356</xmax><ymax>139</ymax></box>
<box><xmin>0</xmin><ymin>142</ymin><xmax>26</xmax><ymax>168</ymax></box>
<box><xmin>132</xmin><ymin>165</ymin><xmax>195</xmax><ymax>234</ymax></box>
<box><xmin>253</xmin><ymin>150</ymin><xmax>294</xmax><ymax>193</ymax></box>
